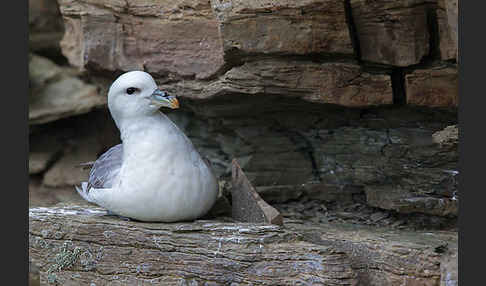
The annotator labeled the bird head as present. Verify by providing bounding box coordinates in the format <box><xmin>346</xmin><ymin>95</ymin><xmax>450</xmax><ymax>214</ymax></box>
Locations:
<box><xmin>107</xmin><ymin>71</ymin><xmax>179</xmax><ymax>122</ymax></box>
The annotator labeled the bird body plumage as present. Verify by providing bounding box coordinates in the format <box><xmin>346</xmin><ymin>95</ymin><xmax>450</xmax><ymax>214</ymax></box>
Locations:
<box><xmin>76</xmin><ymin>71</ymin><xmax>218</xmax><ymax>222</ymax></box>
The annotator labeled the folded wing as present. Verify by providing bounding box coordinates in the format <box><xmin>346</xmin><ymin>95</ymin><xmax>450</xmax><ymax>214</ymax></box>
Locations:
<box><xmin>88</xmin><ymin>144</ymin><xmax>123</xmax><ymax>190</ymax></box>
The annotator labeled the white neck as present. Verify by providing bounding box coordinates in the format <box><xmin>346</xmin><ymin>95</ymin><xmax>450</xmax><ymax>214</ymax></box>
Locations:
<box><xmin>119</xmin><ymin>112</ymin><xmax>163</xmax><ymax>141</ymax></box>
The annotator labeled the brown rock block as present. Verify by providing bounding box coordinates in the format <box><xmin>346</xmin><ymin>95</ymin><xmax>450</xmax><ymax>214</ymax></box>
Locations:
<box><xmin>405</xmin><ymin>67</ymin><xmax>458</xmax><ymax>107</ymax></box>
<box><xmin>58</xmin><ymin>0</ymin><xmax>225</xmax><ymax>79</ymax></box>
<box><xmin>231</xmin><ymin>159</ymin><xmax>283</xmax><ymax>225</ymax></box>
<box><xmin>437</xmin><ymin>0</ymin><xmax>458</xmax><ymax>61</ymax></box>
<box><xmin>166</xmin><ymin>60</ymin><xmax>393</xmax><ymax>107</ymax></box>
<box><xmin>211</xmin><ymin>0</ymin><xmax>353</xmax><ymax>57</ymax></box>
<box><xmin>365</xmin><ymin>185</ymin><xmax>458</xmax><ymax>217</ymax></box>
<box><xmin>350</xmin><ymin>0</ymin><xmax>432</xmax><ymax>66</ymax></box>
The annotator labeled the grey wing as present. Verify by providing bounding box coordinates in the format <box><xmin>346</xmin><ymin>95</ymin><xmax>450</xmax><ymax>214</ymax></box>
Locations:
<box><xmin>88</xmin><ymin>144</ymin><xmax>123</xmax><ymax>189</ymax></box>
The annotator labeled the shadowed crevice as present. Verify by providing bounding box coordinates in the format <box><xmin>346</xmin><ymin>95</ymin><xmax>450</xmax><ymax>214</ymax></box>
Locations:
<box><xmin>343</xmin><ymin>0</ymin><xmax>362</xmax><ymax>62</ymax></box>
<box><xmin>391</xmin><ymin>69</ymin><xmax>406</xmax><ymax>106</ymax></box>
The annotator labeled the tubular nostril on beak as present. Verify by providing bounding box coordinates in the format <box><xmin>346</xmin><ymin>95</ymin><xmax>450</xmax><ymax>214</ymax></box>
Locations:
<box><xmin>152</xmin><ymin>89</ymin><xmax>167</xmax><ymax>98</ymax></box>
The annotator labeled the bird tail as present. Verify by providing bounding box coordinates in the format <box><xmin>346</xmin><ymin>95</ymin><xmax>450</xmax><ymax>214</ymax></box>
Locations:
<box><xmin>75</xmin><ymin>182</ymin><xmax>93</xmax><ymax>203</ymax></box>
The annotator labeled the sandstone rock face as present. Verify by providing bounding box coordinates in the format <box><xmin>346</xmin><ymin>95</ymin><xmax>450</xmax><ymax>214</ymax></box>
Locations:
<box><xmin>437</xmin><ymin>0</ymin><xmax>458</xmax><ymax>61</ymax></box>
<box><xmin>29</xmin><ymin>54</ymin><xmax>107</xmax><ymax>125</ymax></box>
<box><xmin>58</xmin><ymin>0</ymin><xmax>225</xmax><ymax>80</ymax></box>
<box><xmin>211</xmin><ymin>0</ymin><xmax>353</xmax><ymax>57</ymax></box>
<box><xmin>161</xmin><ymin>60</ymin><xmax>393</xmax><ymax>107</ymax></box>
<box><xmin>31</xmin><ymin>0</ymin><xmax>458</xmax><ymax>223</ymax></box>
<box><xmin>30</xmin><ymin>1</ymin><xmax>459</xmax><ymax>283</ymax></box>
<box><xmin>350</xmin><ymin>0</ymin><xmax>432</xmax><ymax>66</ymax></box>
<box><xmin>405</xmin><ymin>66</ymin><xmax>458</xmax><ymax>107</ymax></box>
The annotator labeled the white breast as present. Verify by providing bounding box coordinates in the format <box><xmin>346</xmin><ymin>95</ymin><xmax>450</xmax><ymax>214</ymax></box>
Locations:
<box><xmin>98</xmin><ymin>112</ymin><xmax>218</xmax><ymax>222</ymax></box>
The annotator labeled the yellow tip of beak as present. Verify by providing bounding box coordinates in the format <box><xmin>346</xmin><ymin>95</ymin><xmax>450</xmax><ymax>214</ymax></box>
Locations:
<box><xmin>170</xmin><ymin>98</ymin><xmax>180</xmax><ymax>109</ymax></box>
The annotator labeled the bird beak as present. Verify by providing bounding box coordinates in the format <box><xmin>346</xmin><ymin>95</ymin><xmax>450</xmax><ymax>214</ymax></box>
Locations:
<box><xmin>150</xmin><ymin>89</ymin><xmax>179</xmax><ymax>109</ymax></box>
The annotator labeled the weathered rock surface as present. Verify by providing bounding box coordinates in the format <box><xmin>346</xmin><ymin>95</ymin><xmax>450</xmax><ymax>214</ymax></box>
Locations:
<box><xmin>273</xmin><ymin>195</ymin><xmax>457</xmax><ymax>231</ymax></box>
<box><xmin>437</xmin><ymin>0</ymin><xmax>458</xmax><ymax>61</ymax></box>
<box><xmin>29</xmin><ymin>54</ymin><xmax>107</xmax><ymax>125</ymax></box>
<box><xmin>29</xmin><ymin>205</ymin><xmax>357</xmax><ymax>285</ymax></box>
<box><xmin>365</xmin><ymin>186</ymin><xmax>457</xmax><ymax>217</ymax></box>
<box><xmin>405</xmin><ymin>66</ymin><xmax>458</xmax><ymax>107</ymax></box>
<box><xmin>29</xmin><ymin>205</ymin><xmax>457</xmax><ymax>285</ymax></box>
<box><xmin>304</xmin><ymin>221</ymin><xmax>457</xmax><ymax>285</ymax></box>
<box><xmin>166</xmin><ymin>103</ymin><xmax>458</xmax><ymax>217</ymax></box>
<box><xmin>440</xmin><ymin>248</ymin><xmax>458</xmax><ymax>286</ymax></box>
<box><xmin>161</xmin><ymin>60</ymin><xmax>393</xmax><ymax>107</ymax></box>
<box><xmin>29</xmin><ymin>0</ymin><xmax>64</xmax><ymax>52</ymax></box>
<box><xmin>58</xmin><ymin>0</ymin><xmax>225</xmax><ymax>80</ymax></box>
<box><xmin>30</xmin><ymin>0</ymin><xmax>459</xmax><ymax>236</ymax></box>
<box><xmin>363</xmin><ymin>123</ymin><xmax>458</xmax><ymax>217</ymax></box>
<box><xmin>433</xmin><ymin>124</ymin><xmax>458</xmax><ymax>147</ymax></box>
<box><xmin>211</xmin><ymin>0</ymin><xmax>353</xmax><ymax>58</ymax></box>
<box><xmin>29</xmin><ymin>95</ymin><xmax>458</xmax><ymax>220</ymax></box>
<box><xmin>350</xmin><ymin>0</ymin><xmax>433</xmax><ymax>66</ymax></box>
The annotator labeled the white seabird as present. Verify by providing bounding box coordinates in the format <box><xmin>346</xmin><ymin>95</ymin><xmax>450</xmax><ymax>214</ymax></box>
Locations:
<box><xmin>76</xmin><ymin>71</ymin><xmax>218</xmax><ymax>222</ymax></box>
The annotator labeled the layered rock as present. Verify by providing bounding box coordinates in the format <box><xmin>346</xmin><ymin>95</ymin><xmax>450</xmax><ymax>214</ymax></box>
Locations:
<box><xmin>58</xmin><ymin>0</ymin><xmax>225</xmax><ymax>80</ymax></box>
<box><xmin>30</xmin><ymin>0</ymin><xmax>459</xmax><ymax>221</ymax></box>
<box><xmin>166</xmin><ymin>103</ymin><xmax>458</xmax><ymax>217</ymax></box>
<box><xmin>29</xmin><ymin>205</ymin><xmax>457</xmax><ymax>286</ymax></box>
<box><xmin>29</xmin><ymin>1</ymin><xmax>460</xmax><ymax>284</ymax></box>
<box><xmin>350</xmin><ymin>0</ymin><xmax>434</xmax><ymax>66</ymax></box>
<box><xmin>437</xmin><ymin>0</ymin><xmax>458</xmax><ymax>61</ymax></box>
<box><xmin>29</xmin><ymin>54</ymin><xmax>107</xmax><ymax>125</ymax></box>
<box><xmin>160</xmin><ymin>60</ymin><xmax>393</xmax><ymax>107</ymax></box>
<box><xmin>211</xmin><ymin>0</ymin><xmax>353</xmax><ymax>58</ymax></box>
<box><xmin>405</xmin><ymin>66</ymin><xmax>458</xmax><ymax>107</ymax></box>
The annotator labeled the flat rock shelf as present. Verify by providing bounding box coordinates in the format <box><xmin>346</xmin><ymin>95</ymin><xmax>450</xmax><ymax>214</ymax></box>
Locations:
<box><xmin>29</xmin><ymin>205</ymin><xmax>457</xmax><ymax>286</ymax></box>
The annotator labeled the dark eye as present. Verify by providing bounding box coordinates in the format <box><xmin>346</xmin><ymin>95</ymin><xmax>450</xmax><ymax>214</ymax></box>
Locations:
<box><xmin>126</xmin><ymin>87</ymin><xmax>137</xmax><ymax>95</ymax></box>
